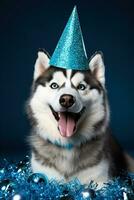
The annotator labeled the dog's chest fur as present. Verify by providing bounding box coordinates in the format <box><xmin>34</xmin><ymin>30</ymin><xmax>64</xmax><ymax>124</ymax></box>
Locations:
<box><xmin>31</xmin><ymin>134</ymin><xmax>109</xmax><ymax>185</ymax></box>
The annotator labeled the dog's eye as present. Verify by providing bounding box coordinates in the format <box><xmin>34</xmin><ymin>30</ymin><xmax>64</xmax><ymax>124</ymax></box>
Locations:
<box><xmin>50</xmin><ymin>82</ymin><xmax>59</xmax><ymax>89</ymax></box>
<box><xmin>77</xmin><ymin>84</ymin><xmax>86</xmax><ymax>91</ymax></box>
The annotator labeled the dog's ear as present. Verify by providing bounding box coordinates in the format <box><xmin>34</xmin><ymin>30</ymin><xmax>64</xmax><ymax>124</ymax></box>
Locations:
<box><xmin>89</xmin><ymin>52</ymin><xmax>105</xmax><ymax>85</ymax></box>
<box><xmin>34</xmin><ymin>51</ymin><xmax>50</xmax><ymax>80</ymax></box>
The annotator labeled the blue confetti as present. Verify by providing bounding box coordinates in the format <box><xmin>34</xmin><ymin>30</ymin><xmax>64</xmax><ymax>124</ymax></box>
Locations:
<box><xmin>0</xmin><ymin>156</ymin><xmax>134</xmax><ymax>200</ymax></box>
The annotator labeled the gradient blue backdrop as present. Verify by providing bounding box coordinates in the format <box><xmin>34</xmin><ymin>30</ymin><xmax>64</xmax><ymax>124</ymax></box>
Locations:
<box><xmin>0</xmin><ymin>0</ymin><xmax>134</xmax><ymax>160</ymax></box>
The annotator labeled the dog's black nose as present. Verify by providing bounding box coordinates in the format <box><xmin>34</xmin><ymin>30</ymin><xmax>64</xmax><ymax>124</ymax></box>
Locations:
<box><xmin>59</xmin><ymin>94</ymin><xmax>75</xmax><ymax>108</ymax></box>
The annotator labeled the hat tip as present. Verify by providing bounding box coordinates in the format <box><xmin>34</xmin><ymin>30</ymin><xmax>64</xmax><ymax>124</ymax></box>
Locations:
<box><xmin>73</xmin><ymin>5</ymin><xmax>77</xmax><ymax>12</ymax></box>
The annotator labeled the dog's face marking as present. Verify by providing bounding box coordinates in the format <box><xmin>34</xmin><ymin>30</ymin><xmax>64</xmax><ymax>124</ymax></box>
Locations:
<box><xmin>29</xmin><ymin>51</ymin><xmax>109</xmax><ymax>146</ymax></box>
<box><xmin>35</xmin><ymin>68</ymin><xmax>103</xmax><ymax>112</ymax></box>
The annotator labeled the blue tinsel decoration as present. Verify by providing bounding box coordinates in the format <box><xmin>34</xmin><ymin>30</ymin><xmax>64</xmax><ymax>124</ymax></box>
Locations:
<box><xmin>0</xmin><ymin>156</ymin><xmax>134</xmax><ymax>200</ymax></box>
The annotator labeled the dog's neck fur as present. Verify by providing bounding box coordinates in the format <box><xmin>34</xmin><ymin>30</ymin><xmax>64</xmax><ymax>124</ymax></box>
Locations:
<box><xmin>46</xmin><ymin>132</ymin><xmax>104</xmax><ymax>150</ymax></box>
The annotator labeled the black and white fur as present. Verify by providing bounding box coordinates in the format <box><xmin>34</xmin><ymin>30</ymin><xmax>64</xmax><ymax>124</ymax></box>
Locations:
<box><xmin>27</xmin><ymin>50</ymin><xmax>134</xmax><ymax>188</ymax></box>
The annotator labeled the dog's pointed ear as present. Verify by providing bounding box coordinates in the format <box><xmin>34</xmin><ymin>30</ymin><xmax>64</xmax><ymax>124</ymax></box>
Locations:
<box><xmin>34</xmin><ymin>51</ymin><xmax>50</xmax><ymax>80</ymax></box>
<box><xmin>89</xmin><ymin>52</ymin><xmax>105</xmax><ymax>85</ymax></box>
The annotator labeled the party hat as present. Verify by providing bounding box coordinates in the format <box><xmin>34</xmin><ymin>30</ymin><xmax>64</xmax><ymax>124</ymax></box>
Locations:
<box><xmin>49</xmin><ymin>6</ymin><xmax>89</xmax><ymax>70</ymax></box>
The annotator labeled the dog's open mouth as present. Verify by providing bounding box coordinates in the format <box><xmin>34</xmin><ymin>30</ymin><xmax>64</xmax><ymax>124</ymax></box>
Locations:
<box><xmin>50</xmin><ymin>106</ymin><xmax>84</xmax><ymax>138</ymax></box>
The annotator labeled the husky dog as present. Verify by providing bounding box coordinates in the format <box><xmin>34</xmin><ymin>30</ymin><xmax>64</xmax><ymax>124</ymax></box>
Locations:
<box><xmin>27</xmin><ymin>50</ymin><xmax>134</xmax><ymax>187</ymax></box>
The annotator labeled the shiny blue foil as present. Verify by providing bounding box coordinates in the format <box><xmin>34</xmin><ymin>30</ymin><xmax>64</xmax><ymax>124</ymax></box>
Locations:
<box><xmin>0</xmin><ymin>156</ymin><xmax>134</xmax><ymax>199</ymax></box>
<box><xmin>49</xmin><ymin>6</ymin><xmax>89</xmax><ymax>70</ymax></box>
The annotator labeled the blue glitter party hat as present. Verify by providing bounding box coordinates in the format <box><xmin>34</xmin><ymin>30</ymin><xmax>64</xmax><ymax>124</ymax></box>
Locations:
<box><xmin>49</xmin><ymin>6</ymin><xmax>89</xmax><ymax>70</ymax></box>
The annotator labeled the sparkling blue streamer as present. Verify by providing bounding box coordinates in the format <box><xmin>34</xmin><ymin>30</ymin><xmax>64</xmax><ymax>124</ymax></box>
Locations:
<box><xmin>0</xmin><ymin>155</ymin><xmax>134</xmax><ymax>200</ymax></box>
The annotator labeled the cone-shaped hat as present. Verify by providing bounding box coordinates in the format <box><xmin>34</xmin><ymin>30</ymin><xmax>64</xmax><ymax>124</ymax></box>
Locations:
<box><xmin>49</xmin><ymin>6</ymin><xmax>89</xmax><ymax>70</ymax></box>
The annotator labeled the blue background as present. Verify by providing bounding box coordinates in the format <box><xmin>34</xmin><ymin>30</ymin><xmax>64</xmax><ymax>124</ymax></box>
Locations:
<box><xmin>0</xmin><ymin>0</ymin><xmax>134</xmax><ymax>161</ymax></box>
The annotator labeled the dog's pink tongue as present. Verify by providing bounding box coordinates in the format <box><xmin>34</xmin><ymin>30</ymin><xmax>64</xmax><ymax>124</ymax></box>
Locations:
<box><xmin>58</xmin><ymin>113</ymin><xmax>75</xmax><ymax>137</ymax></box>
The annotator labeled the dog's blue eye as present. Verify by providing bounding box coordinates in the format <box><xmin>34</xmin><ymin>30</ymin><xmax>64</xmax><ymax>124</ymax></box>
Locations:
<box><xmin>77</xmin><ymin>84</ymin><xmax>86</xmax><ymax>90</ymax></box>
<box><xmin>50</xmin><ymin>82</ymin><xmax>59</xmax><ymax>89</ymax></box>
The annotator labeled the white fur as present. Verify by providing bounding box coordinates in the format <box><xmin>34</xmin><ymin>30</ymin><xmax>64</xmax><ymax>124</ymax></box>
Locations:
<box><xmin>71</xmin><ymin>73</ymin><xmax>86</xmax><ymax>87</ymax></box>
<box><xmin>66</xmin><ymin>69</ymin><xmax>72</xmax><ymax>79</ymax></box>
<box><xmin>51</xmin><ymin>71</ymin><xmax>66</xmax><ymax>86</ymax></box>
<box><xmin>73</xmin><ymin>159</ymin><xmax>109</xmax><ymax>188</ymax></box>
<box><xmin>34</xmin><ymin>51</ymin><xmax>50</xmax><ymax>80</ymax></box>
<box><xmin>89</xmin><ymin>53</ymin><xmax>105</xmax><ymax>85</ymax></box>
<box><xmin>31</xmin><ymin>153</ymin><xmax>63</xmax><ymax>180</ymax></box>
<box><xmin>32</xmin><ymin>153</ymin><xmax>109</xmax><ymax>188</ymax></box>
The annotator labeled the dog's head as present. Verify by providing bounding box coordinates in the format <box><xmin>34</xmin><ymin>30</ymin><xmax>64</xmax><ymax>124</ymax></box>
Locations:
<box><xmin>28</xmin><ymin>51</ymin><xmax>109</xmax><ymax>146</ymax></box>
